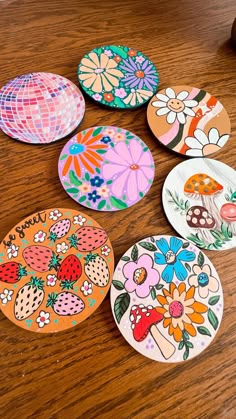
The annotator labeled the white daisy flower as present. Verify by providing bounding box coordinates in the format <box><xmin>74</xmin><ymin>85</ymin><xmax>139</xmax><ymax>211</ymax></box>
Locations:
<box><xmin>34</xmin><ymin>230</ymin><xmax>46</xmax><ymax>243</ymax></box>
<box><xmin>47</xmin><ymin>274</ymin><xmax>57</xmax><ymax>286</ymax></box>
<box><xmin>56</xmin><ymin>242</ymin><xmax>68</xmax><ymax>254</ymax></box>
<box><xmin>49</xmin><ymin>209</ymin><xmax>62</xmax><ymax>221</ymax></box>
<box><xmin>152</xmin><ymin>87</ymin><xmax>198</xmax><ymax>124</ymax></box>
<box><xmin>81</xmin><ymin>280</ymin><xmax>93</xmax><ymax>296</ymax></box>
<box><xmin>101</xmin><ymin>245</ymin><xmax>111</xmax><ymax>256</ymax></box>
<box><xmin>36</xmin><ymin>311</ymin><xmax>50</xmax><ymax>328</ymax></box>
<box><xmin>0</xmin><ymin>289</ymin><xmax>13</xmax><ymax>305</ymax></box>
<box><xmin>7</xmin><ymin>244</ymin><xmax>19</xmax><ymax>259</ymax></box>
<box><xmin>185</xmin><ymin>128</ymin><xmax>230</xmax><ymax>156</ymax></box>
<box><xmin>73</xmin><ymin>215</ymin><xmax>86</xmax><ymax>226</ymax></box>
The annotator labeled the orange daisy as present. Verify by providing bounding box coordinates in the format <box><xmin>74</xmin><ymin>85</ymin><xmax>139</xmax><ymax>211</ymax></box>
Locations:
<box><xmin>62</xmin><ymin>129</ymin><xmax>108</xmax><ymax>177</ymax></box>
<box><xmin>156</xmin><ymin>283</ymin><xmax>208</xmax><ymax>342</ymax></box>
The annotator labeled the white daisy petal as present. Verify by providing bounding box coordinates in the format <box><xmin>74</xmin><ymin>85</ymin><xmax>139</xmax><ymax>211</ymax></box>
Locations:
<box><xmin>167</xmin><ymin>111</ymin><xmax>177</xmax><ymax>124</ymax></box>
<box><xmin>156</xmin><ymin>107</ymin><xmax>170</xmax><ymax>116</ymax></box>
<box><xmin>183</xmin><ymin>107</ymin><xmax>195</xmax><ymax>117</ymax></box>
<box><xmin>194</xmin><ymin>129</ymin><xmax>209</xmax><ymax>145</ymax></box>
<box><xmin>155</xmin><ymin>93</ymin><xmax>169</xmax><ymax>102</ymax></box>
<box><xmin>217</xmin><ymin>134</ymin><xmax>229</xmax><ymax>148</ymax></box>
<box><xmin>177</xmin><ymin>112</ymin><xmax>186</xmax><ymax>124</ymax></box>
<box><xmin>208</xmin><ymin>127</ymin><xmax>220</xmax><ymax>144</ymax></box>
<box><xmin>186</xmin><ymin>148</ymin><xmax>203</xmax><ymax>156</ymax></box>
<box><xmin>185</xmin><ymin>137</ymin><xmax>203</xmax><ymax>149</ymax></box>
<box><xmin>183</xmin><ymin>100</ymin><xmax>198</xmax><ymax>108</ymax></box>
<box><xmin>177</xmin><ymin>90</ymin><xmax>189</xmax><ymax>100</ymax></box>
<box><xmin>152</xmin><ymin>100</ymin><xmax>167</xmax><ymax>108</ymax></box>
<box><xmin>166</xmin><ymin>87</ymin><xmax>176</xmax><ymax>99</ymax></box>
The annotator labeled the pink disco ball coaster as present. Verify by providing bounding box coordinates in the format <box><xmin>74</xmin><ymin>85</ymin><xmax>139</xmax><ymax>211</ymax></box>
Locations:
<box><xmin>0</xmin><ymin>73</ymin><xmax>85</xmax><ymax>144</ymax></box>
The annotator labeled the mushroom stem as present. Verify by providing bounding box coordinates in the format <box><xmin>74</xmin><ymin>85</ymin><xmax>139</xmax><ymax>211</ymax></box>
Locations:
<box><xmin>197</xmin><ymin>228</ymin><xmax>213</xmax><ymax>244</ymax></box>
<box><xmin>201</xmin><ymin>196</ymin><xmax>221</xmax><ymax>230</ymax></box>
<box><xmin>150</xmin><ymin>325</ymin><xmax>176</xmax><ymax>359</ymax></box>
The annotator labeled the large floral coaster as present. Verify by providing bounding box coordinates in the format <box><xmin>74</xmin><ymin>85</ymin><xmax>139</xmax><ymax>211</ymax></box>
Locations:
<box><xmin>110</xmin><ymin>235</ymin><xmax>223</xmax><ymax>362</ymax></box>
<box><xmin>0</xmin><ymin>73</ymin><xmax>85</xmax><ymax>144</ymax></box>
<box><xmin>78</xmin><ymin>45</ymin><xmax>159</xmax><ymax>109</ymax></box>
<box><xmin>147</xmin><ymin>85</ymin><xmax>231</xmax><ymax>156</ymax></box>
<box><xmin>162</xmin><ymin>158</ymin><xmax>236</xmax><ymax>250</ymax></box>
<box><xmin>0</xmin><ymin>209</ymin><xmax>114</xmax><ymax>333</ymax></box>
<box><xmin>58</xmin><ymin>126</ymin><xmax>155</xmax><ymax>211</ymax></box>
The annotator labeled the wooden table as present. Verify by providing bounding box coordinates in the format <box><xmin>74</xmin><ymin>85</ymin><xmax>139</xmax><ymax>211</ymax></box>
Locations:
<box><xmin>0</xmin><ymin>1</ymin><xmax>235</xmax><ymax>417</ymax></box>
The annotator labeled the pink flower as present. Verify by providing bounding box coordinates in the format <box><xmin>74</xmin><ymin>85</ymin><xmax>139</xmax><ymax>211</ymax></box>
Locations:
<box><xmin>97</xmin><ymin>185</ymin><xmax>110</xmax><ymax>197</ymax></box>
<box><xmin>123</xmin><ymin>254</ymin><xmax>160</xmax><ymax>298</ymax></box>
<box><xmin>102</xmin><ymin>139</ymin><xmax>154</xmax><ymax>201</ymax></box>
<box><xmin>92</xmin><ymin>93</ymin><xmax>102</xmax><ymax>101</ymax></box>
<box><xmin>115</xmin><ymin>88</ymin><xmax>127</xmax><ymax>98</ymax></box>
<box><xmin>104</xmin><ymin>49</ymin><xmax>113</xmax><ymax>57</ymax></box>
<box><xmin>79</xmin><ymin>183</ymin><xmax>91</xmax><ymax>193</ymax></box>
<box><xmin>135</xmin><ymin>55</ymin><xmax>145</xmax><ymax>64</ymax></box>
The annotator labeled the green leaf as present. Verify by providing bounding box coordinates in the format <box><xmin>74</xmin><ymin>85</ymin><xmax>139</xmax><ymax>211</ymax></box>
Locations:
<box><xmin>60</xmin><ymin>154</ymin><xmax>68</xmax><ymax>160</ymax></box>
<box><xmin>197</xmin><ymin>326</ymin><xmax>212</xmax><ymax>337</ymax></box>
<box><xmin>106</xmin><ymin>180</ymin><xmax>113</xmax><ymax>185</ymax></box>
<box><xmin>86</xmin><ymin>201</ymin><xmax>92</xmax><ymax>208</ymax></box>
<box><xmin>150</xmin><ymin>237</ymin><xmax>155</xmax><ymax>243</ymax></box>
<box><xmin>63</xmin><ymin>182</ymin><xmax>70</xmax><ymax>187</ymax></box>
<box><xmin>66</xmin><ymin>188</ymin><xmax>79</xmax><ymax>194</ymax></box>
<box><xmin>178</xmin><ymin>341</ymin><xmax>184</xmax><ymax>350</ymax></box>
<box><xmin>114</xmin><ymin>292</ymin><xmax>130</xmax><ymax>324</ymax></box>
<box><xmin>143</xmin><ymin>147</ymin><xmax>148</xmax><ymax>152</ymax></box>
<box><xmin>78</xmin><ymin>196</ymin><xmax>86</xmax><ymax>203</ymax></box>
<box><xmin>197</xmin><ymin>251</ymin><xmax>205</xmax><ymax>268</ymax></box>
<box><xmin>208</xmin><ymin>295</ymin><xmax>220</xmax><ymax>306</ymax></box>
<box><xmin>139</xmin><ymin>242</ymin><xmax>157</xmax><ymax>251</ymax></box>
<box><xmin>182</xmin><ymin>330</ymin><xmax>190</xmax><ymax>341</ymax></box>
<box><xmin>183</xmin><ymin>347</ymin><xmax>189</xmax><ymax>360</ymax></box>
<box><xmin>126</xmin><ymin>135</ymin><xmax>134</xmax><ymax>139</ymax></box>
<box><xmin>185</xmin><ymin>263</ymin><xmax>191</xmax><ymax>272</ymax></box>
<box><xmin>85</xmin><ymin>172</ymin><xmax>90</xmax><ymax>181</ymax></box>
<box><xmin>110</xmin><ymin>196</ymin><xmax>128</xmax><ymax>210</ymax></box>
<box><xmin>93</xmin><ymin>127</ymin><xmax>103</xmax><ymax>136</ymax></box>
<box><xmin>182</xmin><ymin>242</ymin><xmax>190</xmax><ymax>248</ymax></box>
<box><xmin>110</xmin><ymin>45</ymin><xmax>127</xmax><ymax>59</ymax></box>
<box><xmin>151</xmin><ymin>287</ymin><xmax>156</xmax><ymax>300</ymax></box>
<box><xmin>185</xmin><ymin>341</ymin><xmax>193</xmax><ymax>348</ymax></box>
<box><xmin>112</xmin><ymin>280</ymin><xmax>124</xmax><ymax>291</ymax></box>
<box><xmin>97</xmin><ymin>200</ymin><xmax>106</xmax><ymax>210</ymax></box>
<box><xmin>121</xmin><ymin>256</ymin><xmax>130</xmax><ymax>262</ymax></box>
<box><xmin>69</xmin><ymin>170</ymin><xmax>82</xmax><ymax>186</ymax></box>
<box><xmin>97</xmin><ymin>149</ymin><xmax>107</xmax><ymax>154</ymax></box>
<box><xmin>114</xmin><ymin>96</ymin><xmax>125</xmax><ymax>108</ymax></box>
<box><xmin>208</xmin><ymin>308</ymin><xmax>219</xmax><ymax>331</ymax></box>
<box><xmin>95</xmin><ymin>167</ymin><xmax>101</xmax><ymax>174</ymax></box>
<box><xmin>155</xmin><ymin>284</ymin><xmax>164</xmax><ymax>290</ymax></box>
<box><xmin>131</xmin><ymin>244</ymin><xmax>138</xmax><ymax>262</ymax></box>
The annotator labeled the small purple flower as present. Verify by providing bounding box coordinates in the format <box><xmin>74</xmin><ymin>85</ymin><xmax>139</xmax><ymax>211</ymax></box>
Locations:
<box><xmin>114</xmin><ymin>88</ymin><xmax>127</xmax><ymax>98</ymax></box>
<box><xmin>101</xmin><ymin>136</ymin><xmax>111</xmax><ymax>144</ymax></box>
<box><xmin>92</xmin><ymin>93</ymin><xmax>102</xmax><ymax>101</ymax></box>
<box><xmin>135</xmin><ymin>56</ymin><xmax>145</xmax><ymax>64</ymax></box>
<box><xmin>104</xmin><ymin>49</ymin><xmax>113</xmax><ymax>57</ymax></box>
<box><xmin>90</xmin><ymin>176</ymin><xmax>104</xmax><ymax>187</ymax></box>
<box><xmin>120</xmin><ymin>57</ymin><xmax>158</xmax><ymax>90</ymax></box>
<box><xmin>88</xmin><ymin>190</ymin><xmax>101</xmax><ymax>203</ymax></box>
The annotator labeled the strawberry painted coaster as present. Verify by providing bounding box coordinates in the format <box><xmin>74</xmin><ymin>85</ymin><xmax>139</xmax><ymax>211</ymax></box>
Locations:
<box><xmin>58</xmin><ymin>126</ymin><xmax>155</xmax><ymax>211</ymax></box>
<box><xmin>147</xmin><ymin>85</ymin><xmax>231</xmax><ymax>157</ymax></box>
<box><xmin>0</xmin><ymin>73</ymin><xmax>85</xmax><ymax>144</ymax></box>
<box><xmin>0</xmin><ymin>209</ymin><xmax>114</xmax><ymax>333</ymax></box>
<box><xmin>78</xmin><ymin>45</ymin><xmax>159</xmax><ymax>109</ymax></box>
<box><xmin>162</xmin><ymin>158</ymin><xmax>236</xmax><ymax>251</ymax></box>
<box><xmin>110</xmin><ymin>235</ymin><xmax>223</xmax><ymax>362</ymax></box>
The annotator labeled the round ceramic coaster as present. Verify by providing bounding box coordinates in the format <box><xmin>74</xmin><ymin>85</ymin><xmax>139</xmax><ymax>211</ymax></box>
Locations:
<box><xmin>0</xmin><ymin>208</ymin><xmax>114</xmax><ymax>333</ymax></box>
<box><xmin>0</xmin><ymin>73</ymin><xmax>85</xmax><ymax>144</ymax></box>
<box><xmin>147</xmin><ymin>85</ymin><xmax>231</xmax><ymax>156</ymax></box>
<box><xmin>78</xmin><ymin>45</ymin><xmax>159</xmax><ymax>109</ymax></box>
<box><xmin>162</xmin><ymin>158</ymin><xmax>236</xmax><ymax>250</ymax></box>
<box><xmin>110</xmin><ymin>235</ymin><xmax>223</xmax><ymax>362</ymax></box>
<box><xmin>58</xmin><ymin>126</ymin><xmax>155</xmax><ymax>211</ymax></box>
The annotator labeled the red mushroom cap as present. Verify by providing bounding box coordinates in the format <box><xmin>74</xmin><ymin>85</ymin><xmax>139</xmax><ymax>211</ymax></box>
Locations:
<box><xmin>220</xmin><ymin>203</ymin><xmax>236</xmax><ymax>222</ymax></box>
<box><xmin>129</xmin><ymin>304</ymin><xmax>163</xmax><ymax>342</ymax></box>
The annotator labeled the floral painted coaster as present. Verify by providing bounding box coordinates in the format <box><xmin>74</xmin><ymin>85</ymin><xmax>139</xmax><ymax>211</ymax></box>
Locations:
<box><xmin>58</xmin><ymin>126</ymin><xmax>155</xmax><ymax>211</ymax></box>
<box><xmin>0</xmin><ymin>73</ymin><xmax>85</xmax><ymax>144</ymax></box>
<box><xmin>0</xmin><ymin>209</ymin><xmax>114</xmax><ymax>333</ymax></box>
<box><xmin>110</xmin><ymin>235</ymin><xmax>223</xmax><ymax>362</ymax></box>
<box><xmin>162</xmin><ymin>158</ymin><xmax>236</xmax><ymax>250</ymax></box>
<box><xmin>78</xmin><ymin>45</ymin><xmax>159</xmax><ymax>109</ymax></box>
<box><xmin>147</xmin><ymin>86</ymin><xmax>231</xmax><ymax>156</ymax></box>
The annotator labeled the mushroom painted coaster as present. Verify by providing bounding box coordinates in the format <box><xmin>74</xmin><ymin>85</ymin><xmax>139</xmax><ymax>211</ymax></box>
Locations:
<box><xmin>162</xmin><ymin>159</ymin><xmax>236</xmax><ymax>250</ymax></box>
<box><xmin>58</xmin><ymin>126</ymin><xmax>155</xmax><ymax>211</ymax></box>
<box><xmin>110</xmin><ymin>236</ymin><xmax>223</xmax><ymax>362</ymax></box>
<box><xmin>147</xmin><ymin>86</ymin><xmax>231</xmax><ymax>157</ymax></box>
<box><xmin>78</xmin><ymin>45</ymin><xmax>159</xmax><ymax>109</ymax></box>
<box><xmin>0</xmin><ymin>209</ymin><xmax>114</xmax><ymax>333</ymax></box>
<box><xmin>0</xmin><ymin>73</ymin><xmax>85</xmax><ymax>144</ymax></box>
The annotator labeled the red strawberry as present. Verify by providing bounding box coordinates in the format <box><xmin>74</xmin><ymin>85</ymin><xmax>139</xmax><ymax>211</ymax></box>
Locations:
<box><xmin>23</xmin><ymin>246</ymin><xmax>61</xmax><ymax>272</ymax></box>
<box><xmin>68</xmin><ymin>226</ymin><xmax>107</xmax><ymax>251</ymax></box>
<box><xmin>0</xmin><ymin>262</ymin><xmax>27</xmax><ymax>283</ymax></box>
<box><xmin>57</xmin><ymin>255</ymin><xmax>82</xmax><ymax>290</ymax></box>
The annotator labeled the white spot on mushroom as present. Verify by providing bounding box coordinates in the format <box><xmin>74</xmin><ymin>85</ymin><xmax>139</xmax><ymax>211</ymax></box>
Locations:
<box><xmin>130</xmin><ymin>314</ymin><xmax>134</xmax><ymax>322</ymax></box>
<box><xmin>132</xmin><ymin>305</ymin><xmax>137</xmax><ymax>310</ymax></box>
<box><xmin>192</xmin><ymin>217</ymin><xmax>198</xmax><ymax>224</ymax></box>
<box><xmin>142</xmin><ymin>308</ymin><xmax>147</xmax><ymax>312</ymax></box>
<box><xmin>200</xmin><ymin>218</ymin><xmax>206</xmax><ymax>225</ymax></box>
<box><xmin>147</xmin><ymin>305</ymin><xmax>153</xmax><ymax>309</ymax></box>
<box><xmin>207</xmin><ymin>218</ymin><xmax>213</xmax><ymax>224</ymax></box>
<box><xmin>202</xmin><ymin>211</ymin><xmax>208</xmax><ymax>218</ymax></box>
<box><xmin>204</xmin><ymin>178</ymin><xmax>210</xmax><ymax>184</ymax></box>
<box><xmin>146</xmin><ymin>312</ymin><xmax>151</xmax><ymax>317</ymax></box>
<box><xmin>136</xmin><ymin>315</ymin><xmax>142</xmax><ymax>324</ymax></box>
<box><xmin>186</xmin><ymin>215</ymin><xmax>191</xmax><ymax>221</ymax></box>
<box><xmin>139</xmin><ymin>304</ymin><xmax>144</xmax><ymax>308</ymax></box>
<box><xmin>131</xmin><ymin>324</ymin><xmax>135</xmax><ymax>330</ymax></box>
<box><xmin>188</xmin><ymin>210</ymin><xmax>193</xmax><ymax>216</ymax></box>
<box><xmin>136</xmin><ymin>310</ymin><xmax>139</xmax><ymax>314</ymax></box>
<box><xmin>194</xmin><ymin>209</ymin><xmax>200</xmax><ymax>215</ymax></box>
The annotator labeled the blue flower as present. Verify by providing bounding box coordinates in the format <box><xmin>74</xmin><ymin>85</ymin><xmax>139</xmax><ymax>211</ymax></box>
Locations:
<box><xmin>101</xmin><ymin>136</ymin><xmax>111</xmax><ymax>144</ymax></box>
<box><xmin>154</xmin><ymin>237</ymin><xmax>196</xmax><ymax>283</ymax></box>
<box><xmin>90</xmin><ymin>176</ymin><xmax>104</xmax><ymax>187</ymax></box>
<box><xmin>88</xmin><ymin>190</ymin><xmax>101</xmax><ymax>203</ymax></box>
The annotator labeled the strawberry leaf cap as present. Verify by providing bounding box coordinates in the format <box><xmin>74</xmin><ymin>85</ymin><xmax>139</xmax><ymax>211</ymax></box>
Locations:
<box><xmin>84</xmin><ymin>253</ymin><xmax>98</xmax><ymax>264</ymax></box>
<box><xmin>46</xmin><ymin>292</ymin><xmax>58</xmax><ymax>308</ymax></box>
<box><xmin>48</xmin><ymin>232</ymin><xmax>58</xmax><ymax>242</ymax></box>
<box><xmin>18</xmin><ymin>264</ymin><xmax>27</xmax><ymax>280</ymax></box>
<box><xmin>26</xmin><ymin>276</ymin><xmax>45</xmax><ymax>290</ymax></box>
<box><xmin>61</xmin><ymin>280</ymin><xmax>76</xmax><ymax>290</ymax></box>
<box><xmin>68</xmin><ymin>234</ymin><xmax>78</xmax><ymax>249</ymax></box>
<box><xmin>49</xmin><ymin>252</ymin><xmax>61</xmax><ymax>271</ymax></box>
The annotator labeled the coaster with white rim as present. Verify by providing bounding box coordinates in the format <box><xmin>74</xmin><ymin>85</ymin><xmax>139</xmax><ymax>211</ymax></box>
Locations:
<box><xmin>0</xmin><ymin>73</ymin><xmax>85</xmax><ymax>144</ymax></box>
<box><xmin>78</xmin><ymin>45</ymin><xmax>159</xmax><ymax>109</ymax></box>
<box><xmin>0</xmin><ymin>208</ymin><xmax>114</xmax><ymax>333</ymax></box>
<box><xmin>110</xmin><ymin>235</ymin><xmax>223</xmax><ymax>362</ymax></box>
<box><xmin>162</xmin><ymin>158</ymin><xmax>236</xmax><ymax>250</ymax></box>
<box><xmin>147</xmin><ymin>85</ymin><xmax>231</xmax><ymax>156</ymax></box>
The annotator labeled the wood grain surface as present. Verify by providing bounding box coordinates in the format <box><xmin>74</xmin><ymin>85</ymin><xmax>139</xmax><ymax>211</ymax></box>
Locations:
<box><xmin>0</xmin><ymin>0</ymin><xmax>236</xmax><ymax>417</ymax></box>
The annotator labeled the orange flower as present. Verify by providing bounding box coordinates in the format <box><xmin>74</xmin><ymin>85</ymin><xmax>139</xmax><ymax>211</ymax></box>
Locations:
<box><xmin>103</xmin><ymin>93</ymin><xmax>114</xmax><ymax>102</ymax></box>
<box><xmin>62</xmin><ymin>129</ymin><xmax>108</xmax><ymax>177</ymax></box>
<box><xmin>156</xmin><ymin>283</ymin><xmax>207</xmax><ymax>342</ymax></box>
<box><xmin>114</xmin><ymin>55</ymin><xmax>122</xmax><ymax>63</ymax></box>
<box><xmin>128</xmin><ymin>49</ymin><xmax>137</xmax><ymax>57</ymax></box>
